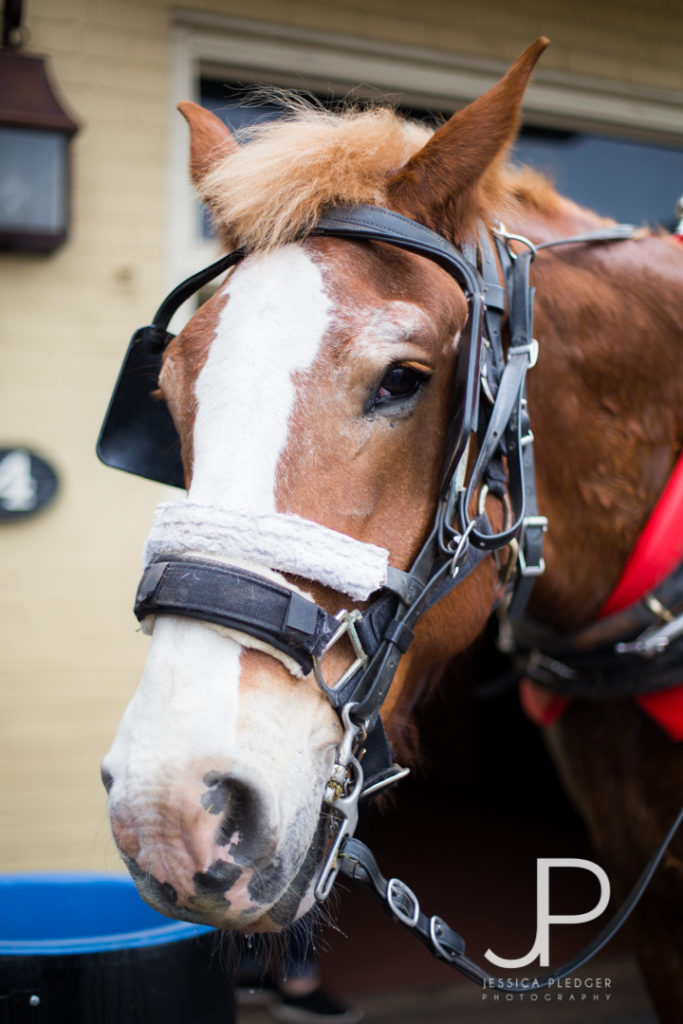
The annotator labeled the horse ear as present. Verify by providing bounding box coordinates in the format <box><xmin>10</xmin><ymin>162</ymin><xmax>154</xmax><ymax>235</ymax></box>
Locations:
<box><xmin>177</xmin><ymin>101</ymin><xmax>239</xmax><ymax>186</ymax></box>
<box><xmin>387</xmin><ymin>38</ymin><xmax>549</xmax><ymax>238</ymax></box>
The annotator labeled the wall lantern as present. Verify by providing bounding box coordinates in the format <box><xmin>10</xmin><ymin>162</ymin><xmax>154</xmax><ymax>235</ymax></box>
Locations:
<box><xmin>0</xmin><ymin>0</ymin><xmax>79</xmax><ymax>252</ymax></box>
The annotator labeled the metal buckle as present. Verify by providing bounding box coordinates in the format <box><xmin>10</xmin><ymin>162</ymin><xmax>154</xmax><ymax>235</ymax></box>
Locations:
<box><xmin>615</xmin><ymin>609</ymin><xmax>683</xmax><ymax>658</ymax></box>
<box><xmin>512</xmin><ymin>338</ymin><xmax>539</xmax><ymax>367</ymax></box>
<box><xmin>518</xmin><ymin>515</ymin><xmax>548</xmax><ymax>577</ymax></box>
<box><xmin>386</xmin><ymin>877</ymin><xmax>420</xmax><ymax>928</ymax></box>
<box><xmin>312</xmin><ymin>610</ymin><xmax>369</xmax><ymax>698</ymax></box>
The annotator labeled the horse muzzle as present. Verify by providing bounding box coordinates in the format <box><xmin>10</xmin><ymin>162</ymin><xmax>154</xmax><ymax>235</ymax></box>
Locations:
<box><xmin>101</xmin><ymin>620</ymin><xmax>340</xmax><ymax>930</ymax></box>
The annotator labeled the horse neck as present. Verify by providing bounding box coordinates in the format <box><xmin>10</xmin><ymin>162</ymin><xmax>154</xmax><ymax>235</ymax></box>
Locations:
<box><xmin>520</xmin><ymin>219</ymin><xmax>683</xmax><ymax>630</ymax></box>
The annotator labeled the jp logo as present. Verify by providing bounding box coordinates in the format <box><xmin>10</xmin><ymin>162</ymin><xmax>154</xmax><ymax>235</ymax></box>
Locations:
<box><xmin>485</xmin><ymin>859</ymin><xmax>611</xmax><ymax>969</ymax></box>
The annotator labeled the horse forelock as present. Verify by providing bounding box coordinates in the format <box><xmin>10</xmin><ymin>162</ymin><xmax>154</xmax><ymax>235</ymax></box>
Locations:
<box><xmin>194</xmin><ymin>95</ymin><xmax>580</xmax><ymax>255</ymax></box>
<box><xmin>197</xmin><ymin>101</ymin><xmax>433</xmax><ymax>252</ymax></box>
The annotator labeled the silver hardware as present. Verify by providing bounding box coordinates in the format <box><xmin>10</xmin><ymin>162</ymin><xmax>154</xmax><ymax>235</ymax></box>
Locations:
<box><xmin>518</xmin><ymin>515</ymin><xmax>548</xmax><ymax>577</ymax></box>
<box><xmin>312</xmin><ymin>610</ymin><xmax>369</xmax><ymax>697</ymax></box>
<box><xmin>492</xmin><ymin>223</ymin><xmax>537</xmax><ymax>261</ymax></box>
<box><xmin>527</xmin><ymin>649</ymin><xmax>578</xmax><ymax>682</ymax></box>
<box><xmin>480</xmin><ymin>359</ymin><xmax>496</xmax><ymax>406</ymax></box>
<box><xmin>615</xmin><ymin>609</ymin><xmax>683</xmax><ymax>658</ymax></box>
<box><xmin>315</xmin><ymin>703</ymin><xmax>364</xmax><ymax>902</ymax></box>
<box><xmin>361</xmin><ymin>764</ymin><xmax>411</xmax><ymax>799</ymax></box>
<box><xmin>510</xmin><ymin>339</ymin><xmax>539</xmax><ymax>368</ymax></box>
<box><xmin>447</xmin><ymin>519</ymin><xmax>476</xmax><ymax>578</ymax></box>
<box><xmin>387</xmin><ymin>877</ymin><xmax>420</xmax><ymax>928</ymax></box>
<box><xmin>513</xmin><ymin>338</ymin><xmax>539</xmax><ymax>367</ymax></box>
<box><xmin>315</xmin><ymin>755</ymin><xmax>363</xmax><ymax>901</ymax></box>
<box><xmin>477</xmin><ymin>484</ymin><xmax>489</xmax><ymax>517</ymax></box>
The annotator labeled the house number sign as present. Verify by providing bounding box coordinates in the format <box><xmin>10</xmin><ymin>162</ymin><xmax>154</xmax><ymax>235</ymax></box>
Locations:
<box><xmin>0</xmin><ymin>447</ymin><xmax>59</xmax><ymax>520</ymax></box>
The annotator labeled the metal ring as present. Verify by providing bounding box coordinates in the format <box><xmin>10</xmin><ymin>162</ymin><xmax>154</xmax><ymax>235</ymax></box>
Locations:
<box><xmin>492</xmin><ymin>223</ymin><xmax>537</xmax><ymax>261</ymax></box>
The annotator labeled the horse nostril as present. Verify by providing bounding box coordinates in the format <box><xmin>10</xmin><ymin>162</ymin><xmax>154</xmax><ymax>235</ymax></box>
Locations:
<box><xmin>201</xmin><ymin>771</ymin><xmax>272</xmax><ymax>864</ymax></box>
<box><xmin>100</xmin><ymin>766</ymin><xmax>114</xmax><ymax>793</ymax></box>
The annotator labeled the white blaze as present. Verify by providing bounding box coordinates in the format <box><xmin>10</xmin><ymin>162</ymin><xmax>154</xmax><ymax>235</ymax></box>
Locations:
<box><xmin>190</xmin><ymin>244</ymin><xmax>332</xmax><ymax>509</ymax></box>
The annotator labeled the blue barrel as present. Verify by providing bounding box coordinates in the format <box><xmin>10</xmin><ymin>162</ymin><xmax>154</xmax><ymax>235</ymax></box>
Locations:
<box><xmin>0</xmin><ymin>874</ymin><xmax>235</xmax><ymax>1023</ymax></box>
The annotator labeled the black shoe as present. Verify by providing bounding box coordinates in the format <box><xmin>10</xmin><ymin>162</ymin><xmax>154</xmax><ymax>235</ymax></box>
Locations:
<box><xmin>270</xmin><ymin>985</ymin><xmax>363</xmax><ymax>1023</ymax></box>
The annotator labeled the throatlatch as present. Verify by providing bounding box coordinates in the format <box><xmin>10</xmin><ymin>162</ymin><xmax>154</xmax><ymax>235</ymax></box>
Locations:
<box><xmin>98</xmin><ymin>202</ymin><xmax>682</xmax><ymax>991</ymax></box>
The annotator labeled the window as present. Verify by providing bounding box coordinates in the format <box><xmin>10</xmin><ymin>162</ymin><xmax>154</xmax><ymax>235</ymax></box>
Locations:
<box><xmin>515</xmin><ymin>128</ymin><xmax>682</xmax><ymax>230</ymax></box>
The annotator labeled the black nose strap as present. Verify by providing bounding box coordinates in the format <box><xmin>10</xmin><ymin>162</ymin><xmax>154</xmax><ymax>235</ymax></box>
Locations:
<box><xmin>134</xmin><ymin>559</ymin><xmax>341</xmax><ymax>673</ymax></box>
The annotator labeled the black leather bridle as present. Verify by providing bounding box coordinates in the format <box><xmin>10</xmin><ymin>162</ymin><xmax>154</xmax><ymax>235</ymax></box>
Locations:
<box><xmin>98</xmin><ymin>204</ymin><xmax>683</xmax><ymax>991</ymax></box>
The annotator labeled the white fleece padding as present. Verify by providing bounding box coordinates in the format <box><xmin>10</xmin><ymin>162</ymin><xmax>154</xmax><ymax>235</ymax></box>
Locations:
<box><xmin>143</xmin><ymin>500</ymin><xmax>390</xmax><ymax>602</ymax></box>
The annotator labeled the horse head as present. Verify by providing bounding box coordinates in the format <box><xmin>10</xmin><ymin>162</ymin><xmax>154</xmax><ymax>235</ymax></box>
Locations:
<box><xmin>102</xmin><ymin>40</ymin><xmax>548</xmax><ymax>932</ymax></box>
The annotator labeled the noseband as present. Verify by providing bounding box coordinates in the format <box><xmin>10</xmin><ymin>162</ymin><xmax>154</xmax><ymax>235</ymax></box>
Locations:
<box><xmin>99</xmin><ymin>205</ymin><xmax>682</xmax><ymax>991</ymax></box>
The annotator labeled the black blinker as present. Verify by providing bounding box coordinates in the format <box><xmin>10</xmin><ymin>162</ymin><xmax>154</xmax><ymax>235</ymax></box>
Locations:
<box><xmin>96</xmin><ymin>247</ymin><xmax>246</xmax><ymax>490</ymax></box>
<box><xmin>96</xmin><ymin>324</ymin><xmax>185</xmax><ymax>489</ymax></box>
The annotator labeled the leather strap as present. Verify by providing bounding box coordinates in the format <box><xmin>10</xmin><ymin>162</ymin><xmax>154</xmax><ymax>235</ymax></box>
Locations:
<box><xmin>341</xmin><ymin>803</ymin><xmax>683</xmax><ymax>989</ymax></box>
<box><xmin>153</xmin><ymin>250</ymin><xmax>245</xmax><ymax>330</ymax></box>
<box><xmin>507</xmin><ymin>556</ymin><xmax>683</xmax><ymax>699</ymax></box>
<box><xmin>134</xmin><ymin>559</ymin><xmax>340</xmax><ymax>673</ymax></box>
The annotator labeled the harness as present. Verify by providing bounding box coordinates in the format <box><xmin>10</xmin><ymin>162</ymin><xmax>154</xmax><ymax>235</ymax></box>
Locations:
<box><xmin>97</xmin><ymin>204</ymin><xmax>683</xmax><ymax>991</ymax></box>
<box><xmin>499</xmin><ymin>450</ymin><xmax>683</xmax><ymax>738</ymax></box>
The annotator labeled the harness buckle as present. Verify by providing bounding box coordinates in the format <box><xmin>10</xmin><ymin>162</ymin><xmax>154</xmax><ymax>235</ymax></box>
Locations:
<box><xmin>615</xmin><ymin>609</ymin><xmax>683</xmax><ymax>658</ymax></box>
<box><xmin>518</xmin><ymin>515</ymin><xmax>548</xmax><ymax>577</ymax></box>
<box><xmin>386</xmin><ymin>877</ymin><xmax>420</xmax><ymax>928</ymax></box>
<box><xmin>512</xmin><ymin>338</ymin><xmax>539</xmax><ymax>368</ymax></box>
<box><xmin>312</xmin><ymin>610</ymin><xmax>370</xmax><ymax>698</ymax></box>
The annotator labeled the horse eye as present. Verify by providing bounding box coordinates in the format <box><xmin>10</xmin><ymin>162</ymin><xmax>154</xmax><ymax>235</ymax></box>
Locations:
<box><xmin>375</xmin><ymin>364</ymin><xmax>428</xmax><ymax>405</ymax></box>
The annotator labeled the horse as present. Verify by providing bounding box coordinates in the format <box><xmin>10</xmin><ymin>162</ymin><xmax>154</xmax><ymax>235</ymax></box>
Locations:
<box><xmin>99</xmin><ymin>39</ymin><xmax>683</xmax><ymax>1020</ymax></box>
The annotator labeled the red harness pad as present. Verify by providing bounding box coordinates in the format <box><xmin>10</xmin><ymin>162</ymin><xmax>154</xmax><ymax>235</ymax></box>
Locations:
<box><xmin>522</xmin><ymin>453</ymin><xmax>683</xmax><ymax>740</ymax></box>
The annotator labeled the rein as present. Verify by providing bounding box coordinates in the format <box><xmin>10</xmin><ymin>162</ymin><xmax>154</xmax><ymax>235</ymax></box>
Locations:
<box><xmin>97</xmin><ymin>204</ymin><xmax>682</xmax><ymax>990</ymax></box>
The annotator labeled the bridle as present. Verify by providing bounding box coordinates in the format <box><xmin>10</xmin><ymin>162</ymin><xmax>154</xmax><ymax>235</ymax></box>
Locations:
<box><xmin>98</xmin><ymin>204</ymin><xmax>682</xmax><ymax>991</ymax></box>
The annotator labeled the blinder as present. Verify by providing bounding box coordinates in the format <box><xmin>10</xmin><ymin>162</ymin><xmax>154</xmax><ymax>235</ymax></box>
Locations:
<box><xmin>97</xmin><ymin>249</ymin><xmax>244</xmax><ymax>489</ymax></box>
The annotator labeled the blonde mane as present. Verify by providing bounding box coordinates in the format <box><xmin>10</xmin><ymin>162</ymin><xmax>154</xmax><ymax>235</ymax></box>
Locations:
<box><xmin>198</xmin><ymin>101</ymin><xmax>433</xmax><ymax>252</ymax></box>
<box><xmin>197</xmin><ymin>97</ymin><xmax>567</xmax><ymax>252</ymax></box>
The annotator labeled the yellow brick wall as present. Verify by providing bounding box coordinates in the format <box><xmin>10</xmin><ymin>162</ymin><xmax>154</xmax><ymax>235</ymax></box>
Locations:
<box><xmin>1</xmin><ymin>0</ymin><xmax>680</xmax><ymax>875</ymax></box>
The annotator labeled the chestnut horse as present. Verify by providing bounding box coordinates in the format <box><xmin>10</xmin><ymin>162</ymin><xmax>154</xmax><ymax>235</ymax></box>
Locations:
<box><xmin>101</xmin><ymin>40</ymin><xmax>683</xmax><ymax>1019</ymax></box>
